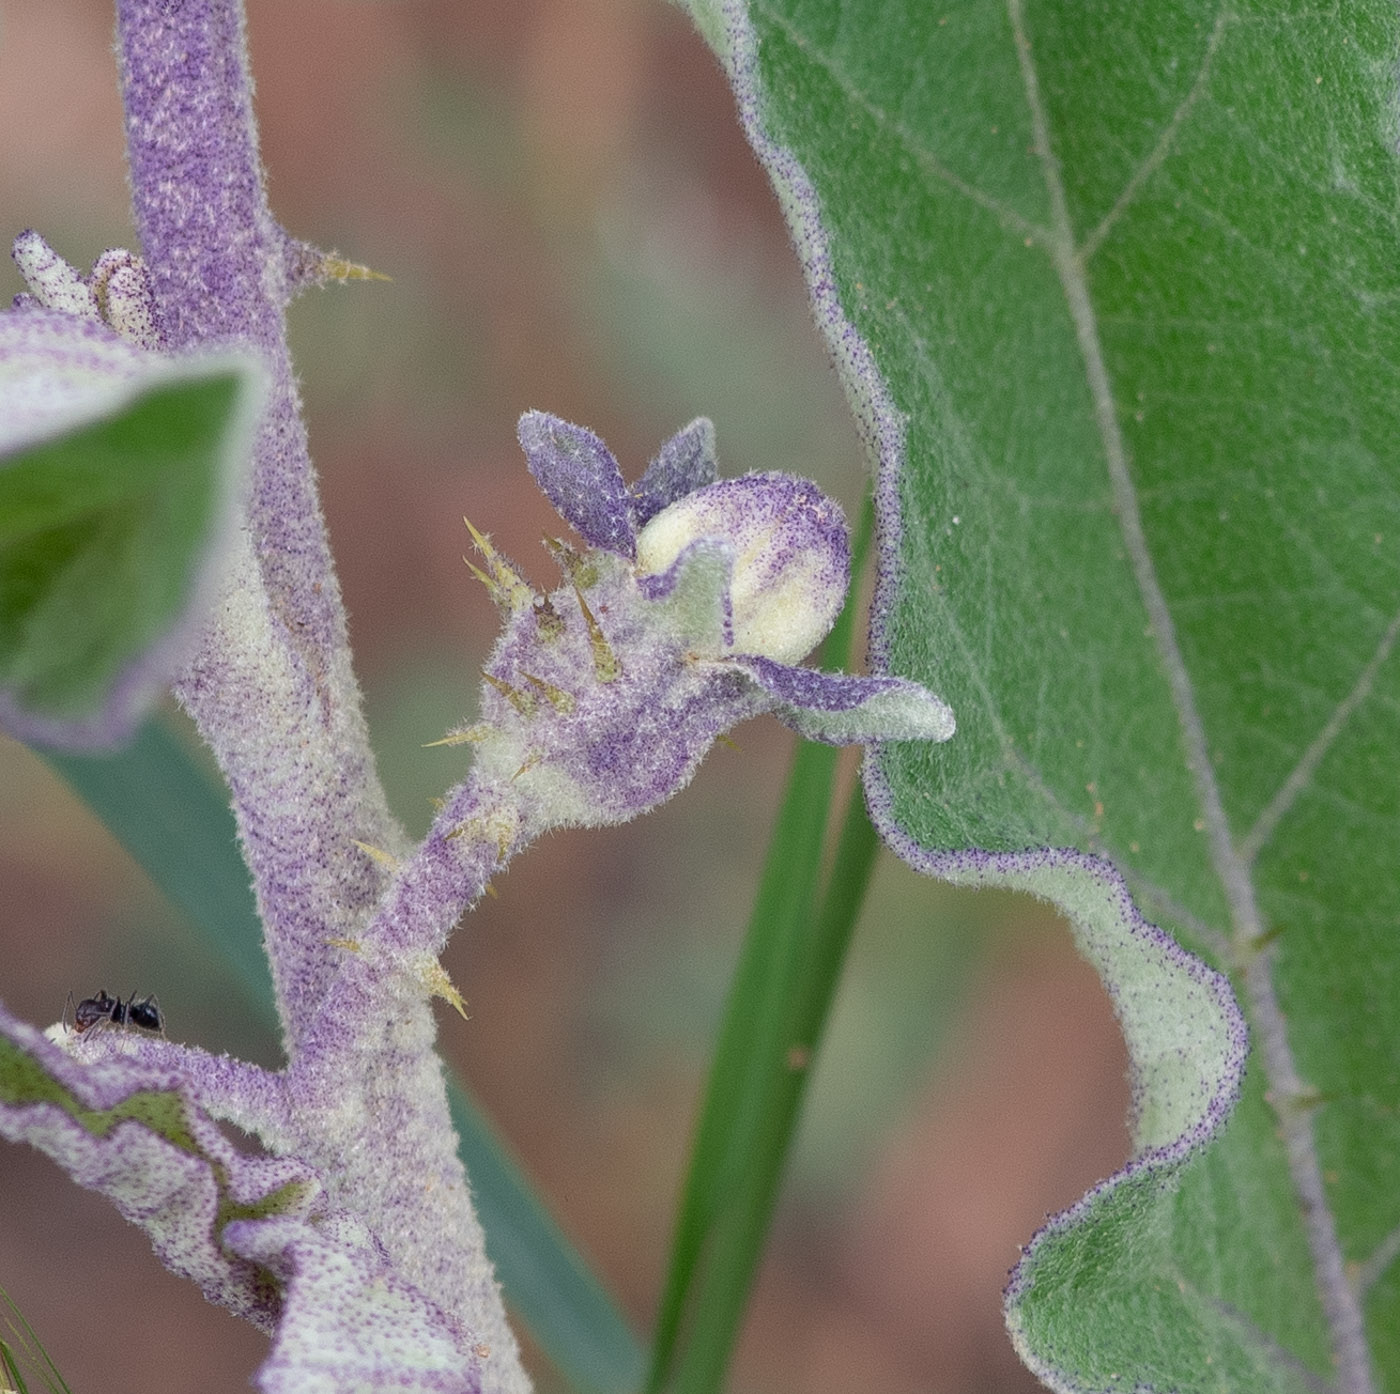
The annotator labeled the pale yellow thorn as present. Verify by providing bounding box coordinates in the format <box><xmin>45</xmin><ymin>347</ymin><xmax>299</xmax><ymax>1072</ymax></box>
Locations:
<box><xmin>511</xmin><ymin>753</ymin><xmax>543</xmax><ymax>783</ymax></box>
<box><xmin>544</xmin><ymin>535</ymin><xmax>600</xmax><ymax>589</ymax></box>
<box><xmin>573</xmin><ymin>587</ymin><xmax>620</xmax><ymax>682</ymax></box>
<box><xmin>462</xmin><ymin>514</ymin><xmax>494</xmax><ymax>554</ymax></box>
<box><xmin>417</xmin><ymin>957</ymin><xmax>470</xmax><ymax>1021</ymax></box>
<box><xmin>462</xmin><ymin>555</ymin><xmax>503</xmax><ymax>605</ymax></box>
<box><xmin>352</xmin><ymin>839</ymin><xmax>399</xmax><ymax>869</ymax></box>
<box><xmin>326</xmin><ymin>937</ymin><xmax>362</xmax><ymax>952</ymax></box>
<box><xmin>424</xmin><ymin>723</ymin><xmax>494</xmax><ymax>748</ymax></box>
<box><xmin>520</xmin><ymin>671</ymin><xmax>575</xmax><ymax>713</ymax></box>
<box><xmin>318</xmin><ymin>255</ymin><xmax>392</xmax><ymax>283</ymax></box>
<box><xmin>482</xmin><ymin>670</ymin><xmax>537</xmax><ymax>717</ymax></box>
<box><xmin>463</xmin><ymin>516</ymin><xmax>534</xmax><ymax>611</ymax></box>
<box><xmin>444</xmin><ymin>806</ymin><xmax>519</xmax><ymax>860</ymax></box>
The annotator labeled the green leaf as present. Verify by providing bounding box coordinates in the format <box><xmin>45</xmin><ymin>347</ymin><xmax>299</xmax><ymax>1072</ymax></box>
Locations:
<box><xmin>45</xmin><ymin>722</ymin><xmax>645</xmax><ymax>1394</ymax></box>
<box><xmin>0</xmin><ymin>362</ymin><xmax>260</xmax><ymax>746</ymax></box>
<box><xmin>693</xmin><ymin>0</ymin><xmax>1400</xmax><ymax>1390</ymax></box>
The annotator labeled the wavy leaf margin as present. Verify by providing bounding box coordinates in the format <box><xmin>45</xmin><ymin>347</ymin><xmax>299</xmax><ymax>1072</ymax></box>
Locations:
<box><xmin>680</xmin><ymin>0</ymin><xmax>1251</xmax><ymax>1384</ymax></box>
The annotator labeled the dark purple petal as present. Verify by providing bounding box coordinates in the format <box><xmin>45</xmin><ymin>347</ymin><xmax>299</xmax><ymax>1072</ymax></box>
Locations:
<box><xmin>731</xmin><ymin>655</ymin><xmax>956</xmax><ymax>745</ymax></box>
<box><xmin>631</xmin><ymin>417</ymin><xmax>717</xmax><ymax>526</ymax></box>
<box><xmin>733</xmin><ymin>654</ymin><xmax>885</xmax><ymax>709</ymax></box>
<box><xmin>517</xmin><ymin>410</ymin><xmax>636</xmax><ymax>557</ymax></box>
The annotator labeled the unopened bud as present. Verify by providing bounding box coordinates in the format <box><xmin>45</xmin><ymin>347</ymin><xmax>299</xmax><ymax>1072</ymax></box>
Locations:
<box><xmin>635</xmin><ymin>473</ymin><xmax>849</xmax><ymax>664</ymax></box>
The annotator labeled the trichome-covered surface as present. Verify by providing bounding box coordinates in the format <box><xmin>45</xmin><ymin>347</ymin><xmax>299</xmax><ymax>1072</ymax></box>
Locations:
<box><xmin>692</xmin><ymin>0</ymin><xmax>1400</xmax><ymax>1390</ymax></box>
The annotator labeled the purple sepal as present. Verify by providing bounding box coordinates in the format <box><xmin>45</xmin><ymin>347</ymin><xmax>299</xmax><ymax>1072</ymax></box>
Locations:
<box><xmin>0</xmin><ymin>1003</ymin><xmax>318</xmax><ymax>1329</ymax></box>
<box><xmin>731</xmin><ymin>655</ymin><xmax>957</xmax><ymax>745</ymax></box>
<box><xmin>517</xmin><ymin>410</ymin><xmax>637</xmax><ymax>558</ymax></box>
<box><xmin>224</xmin><ymin>1216</ymin><xmax>482</xmax><ymax>1393</ymax></box>
<box><xmin>630</xmin><ymin>417</ymin><xmax>717</xmax><ymax>526</ymax></box>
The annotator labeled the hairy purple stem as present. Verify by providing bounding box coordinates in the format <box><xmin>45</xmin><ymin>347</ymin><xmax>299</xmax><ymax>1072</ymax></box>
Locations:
<box><xmin>283</xmin><ymin>771</ymin><xmax>531</xmax><ymax>1372</ymax></box>
<box><xmin>112</xmin><ymin>6</ymin><xmax>533</xmax><ymax>1380</ymax></box>
<box><xmin>114</xmin><ymin>0</ymin><xmax>402</xmax><ymax>1045</ymax></box>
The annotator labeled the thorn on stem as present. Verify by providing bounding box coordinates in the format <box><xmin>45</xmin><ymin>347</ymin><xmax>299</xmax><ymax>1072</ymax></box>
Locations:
<box><xmin>573</xmin><ymin>587</ymin><xmax>620</xmax><ymax>682</ymax></box>
<box><xmin>415</xmin><ymin>956</ymin><xmax>470</xmax><ymax>1021</ymax></box>
<box><xmin>445</xmin><ymin>808</ymin><xmax>516</xmax><ymax>861</ymax></box>
<box><xmin>534</xmin><ymin>595</ymin><xmax>566</xmax><ymax>641</ymax></box>
<box><xmin>520</xmin><ymin>671</ymin><xmax>575</xmax><ymax>712</ymax></box>
<box><xmin>463</xmin><ymin>516</ymin><xmax>534</xmax><ymax>612</ymax></box>
<box><xmin>319</xmin><ymin>254</ymin><xmax>392</xmax><ymax>283</ymax></box>
<box><xmin>463</xmin><ymin>556</ymin><xmax>503</xmax><ymax>607</ymax></box>
<box><xmin>351</xmin><ymin>840</ymin><xmax>399</xmax><ymax>869</ymax></box>
<box><xmin>511</xmin><ymin>753</ymin><xmax>544</xmax><ymax>783</ymax></box>
<box><xmin>482</xmin><ymin>671</ymin><xmax>537</xmax><ymax>717</ymax></box>
<box><xmin>543</xmin><ymin>536</ymin><xmax>600</xmax><ymax>589</ymax></box>
<box><xmin>424</xmin><ymin>724</ymin><xmax>494</xmax><ymax>748</ymax></box>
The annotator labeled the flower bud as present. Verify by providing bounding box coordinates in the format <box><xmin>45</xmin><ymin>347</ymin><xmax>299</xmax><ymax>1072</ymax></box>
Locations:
<box><xmin>635</xmin><ymin>473</ymin><xmax>850</xmax><ymax>664</ymax></box>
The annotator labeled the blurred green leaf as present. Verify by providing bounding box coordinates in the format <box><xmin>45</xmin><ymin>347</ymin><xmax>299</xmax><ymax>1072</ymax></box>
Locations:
<box><xmin>696</xmin><ymin>0</ymin><xmax>1400</xmax><ymax>1389</ymax></box>
<box><xmin>0</xmin><ymin>367</ymin><xmax>257</xmax><ymax>743</ymax></box>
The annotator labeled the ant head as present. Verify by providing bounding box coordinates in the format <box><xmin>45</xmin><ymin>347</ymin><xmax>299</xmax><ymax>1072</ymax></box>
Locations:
<box><xmin>72</xmin><ymin>989</ymin><xmax>121</xmax><ymax>1034</ymax></box>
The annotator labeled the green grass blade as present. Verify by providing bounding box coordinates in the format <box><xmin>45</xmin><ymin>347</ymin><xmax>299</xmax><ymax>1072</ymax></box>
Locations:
<box><xmin>645</xmin><ymin>735</ymin><xmax>837</xmax><ymax>1393</ymax></box>
<box><xmin>45</xmin><ymin>723</ymin><xmax>269</xmax><ymax>1006</ymax></box>
<box><xmin>0</xmin><ymin>1285</ymin><xmax>70</xmax><ymax>1394</ymax></box>
<box><xmin>42</xmin><ymin>722</ymin><xmax>644</xmax><ymax>1393</ymax></box>
<box><xmin>672</xmin><ymin>783</ymin><xmax>879</xmax><ymax>1394</ymax></box>
<box><xmin>647</xmin><ymin>500</ymin><xmax>876</xmax><ymax>1394</ymax></box>
<box><xmin>0</xmin><ymin>1340</ymin><xmax>28</xmax><ymax>1394</ymax></box>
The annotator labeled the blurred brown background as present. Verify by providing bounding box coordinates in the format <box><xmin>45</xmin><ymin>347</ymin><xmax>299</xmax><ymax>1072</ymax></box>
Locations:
<box><xmin>0</xmin><ymin>2</ymin><xmax>1129</xmax><ymax>1390</ymax></box>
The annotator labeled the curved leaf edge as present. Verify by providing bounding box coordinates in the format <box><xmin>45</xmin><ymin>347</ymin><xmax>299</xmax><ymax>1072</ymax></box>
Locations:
<box><xmin>683</xmin><ymin>1</ymin><xmax>1251</xmax><ymax>1386</ymax></box>
<box><xmin>858</xmin><ymin>818</ymin><xmax>1250</xmax><ymax>1392</ymax></box>
<box><xmin>0</xmin><ymin>1000</ymin><xmax>311</xmax><ymax>1329</ymax></box>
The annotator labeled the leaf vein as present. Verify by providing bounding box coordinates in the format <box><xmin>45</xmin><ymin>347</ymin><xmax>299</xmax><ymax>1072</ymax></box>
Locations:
<box><xmin>1241</xmin><ymin>605</ymin><xmax>1400</xmax><ymax>865</ymax></box>
<box><xmin>1007</xmin><ymin>0</ymin><xmax>1377</xmax><ymax>1386</ymax></box>
<box><xmin>1078</xmin><ymin>10</ymin><xmax>1229</xmax><ymax>266</ymax></box>
<box><xmin>753</xmin><ymin>1</ymin><xmax>1050</xmax><ymax>245</ymax></box>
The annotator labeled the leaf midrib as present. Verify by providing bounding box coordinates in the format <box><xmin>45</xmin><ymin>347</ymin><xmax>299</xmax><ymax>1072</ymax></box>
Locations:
<box><xmin>1004</xmin><ymin>2</ymin><xmax>1375</xmax><ymax>1388</ymax></box>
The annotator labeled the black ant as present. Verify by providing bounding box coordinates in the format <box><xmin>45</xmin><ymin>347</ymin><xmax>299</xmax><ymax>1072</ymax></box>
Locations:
<box><xmin>66</xmin><ymin>989</ymin><xmax>164</xmax><ymax>1037</ymax></box>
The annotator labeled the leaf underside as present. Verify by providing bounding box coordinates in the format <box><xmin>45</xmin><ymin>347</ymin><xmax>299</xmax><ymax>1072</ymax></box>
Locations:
<box><xmin>705</xmin><ymin>0</ymin><xmax>1400</xmax><ymax>1389</ymax></box>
